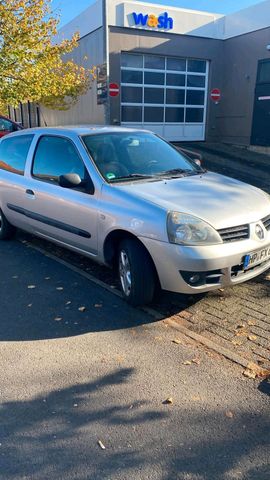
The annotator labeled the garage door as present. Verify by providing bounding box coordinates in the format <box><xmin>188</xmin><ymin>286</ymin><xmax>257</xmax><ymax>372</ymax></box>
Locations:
<box><xmin>120</xmin><ymin>53</ymin><xmax>209</xmax><ymax>141</ymax></box>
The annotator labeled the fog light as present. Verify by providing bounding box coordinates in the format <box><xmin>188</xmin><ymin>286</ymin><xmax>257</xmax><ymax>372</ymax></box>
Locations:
<box><xmin>189</xmin><ymin>274</ymin><xmax>201</xmax><ymax>284</ymax></box>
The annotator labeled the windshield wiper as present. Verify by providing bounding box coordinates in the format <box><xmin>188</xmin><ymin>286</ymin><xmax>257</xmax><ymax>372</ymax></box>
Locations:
<box><xmin>157</xmin><ymin>168</ymin><xmax>193</xmax><ymax>176</ymax></box>
<box><xmin>112</xmin><ymin>173</ymin><xmax>156</xmax><ymax>181</ymax></box>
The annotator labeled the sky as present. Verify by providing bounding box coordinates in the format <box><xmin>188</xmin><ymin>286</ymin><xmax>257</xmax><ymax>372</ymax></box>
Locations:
<box><xmin>51</xmin><ymin>0</ymin><xmax>265</xmax><ymax>27</ymax></box>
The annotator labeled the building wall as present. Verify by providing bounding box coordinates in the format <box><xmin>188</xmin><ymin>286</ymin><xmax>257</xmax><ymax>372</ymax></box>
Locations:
<box><xmin>107</xmin><ymin>0</ymin><xmax>224</xmax><ymax>39</ymax></box>
<box><xmin>39</xmin><ymin>27</ymin><xmax>106</xmax><ymax>127</ymax></box>
<box><xmin>108</xmin><ymin>26</ymin><xmax>224</xmax><ymax>141</ymax></box>
<box><xmin>213</xmin><ymin>27</ymin><xmax>270</xmax><ymax>145</ymax></box>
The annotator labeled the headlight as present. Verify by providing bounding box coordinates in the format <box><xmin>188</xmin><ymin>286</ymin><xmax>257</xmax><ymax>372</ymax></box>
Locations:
<box><xmin>167</xmin><ymin>212</ymin><xmax>222</xmax><ymax>246</ymax></box>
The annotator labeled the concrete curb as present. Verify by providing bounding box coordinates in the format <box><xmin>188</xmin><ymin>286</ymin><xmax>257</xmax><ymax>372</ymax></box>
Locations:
<box><xmin>22</xmin><ymin>239</ymin><xmax>266</xmax><ymax>375</ymax></box>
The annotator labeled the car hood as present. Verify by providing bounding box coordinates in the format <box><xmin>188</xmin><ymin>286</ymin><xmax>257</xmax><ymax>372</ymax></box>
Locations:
<box><xmin>117</xmin><ymin>172</ymin><xmax>270</xmax><ymax>229</ymax></box>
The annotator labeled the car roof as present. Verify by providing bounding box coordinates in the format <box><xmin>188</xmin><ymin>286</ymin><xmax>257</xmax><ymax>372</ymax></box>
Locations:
<box><xmin>7</xmin><ymin>125</ymin><xmax>152</xmax><ymax>136</ymax></box>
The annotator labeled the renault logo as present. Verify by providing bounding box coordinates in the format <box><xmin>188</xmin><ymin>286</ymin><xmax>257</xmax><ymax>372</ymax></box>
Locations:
<box><xmin>255</xmin><ymin>223</ymin><xmax>264</xmax><ymax>240</ymax></box>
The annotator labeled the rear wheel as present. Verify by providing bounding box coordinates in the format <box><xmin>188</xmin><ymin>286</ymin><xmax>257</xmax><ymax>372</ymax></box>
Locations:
<box><xmin>0</xmin><ymin>209</ymin><xmax>16</xmax><ymax>240</ymax></box>
<box><xmin>118</xmin><ymin>239</ymin><xmax>156</xmax><ymax>306</ymax></box>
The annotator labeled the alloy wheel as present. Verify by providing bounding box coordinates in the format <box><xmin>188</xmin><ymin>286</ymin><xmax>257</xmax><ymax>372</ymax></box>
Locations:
<box><xmin>119</xmin><ymin>249</ymin><xmax>132</xmax><ymax>296</ymax></box>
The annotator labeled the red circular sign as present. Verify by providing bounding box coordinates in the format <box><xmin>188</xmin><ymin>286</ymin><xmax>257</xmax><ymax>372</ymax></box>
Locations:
<box><xmin>210</xmin><ymin>88</ymin><xmax>221</xmax><ymax>102</ymax></box>
<box><xmin>109</xmin><ymin>82</ymin><xmax>120</xmax><ymax>97</ymax></box>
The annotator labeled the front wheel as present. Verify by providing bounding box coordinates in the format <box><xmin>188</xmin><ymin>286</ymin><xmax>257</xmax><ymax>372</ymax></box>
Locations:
<box><xmin>0</xmin><ymin>209</ymin><xmax>16</xmax><ymax>240</ymax></box>
<box><xmin>118</xmin><ymin>239</ymin><xmax>156</xmax><ymax>307</ymax></box>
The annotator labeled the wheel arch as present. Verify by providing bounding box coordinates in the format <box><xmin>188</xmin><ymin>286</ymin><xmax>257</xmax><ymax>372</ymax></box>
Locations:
<box><xmin>103</xmin><ymin>229</ymin><xmax>160</xmax><ymax>286</ymax></box>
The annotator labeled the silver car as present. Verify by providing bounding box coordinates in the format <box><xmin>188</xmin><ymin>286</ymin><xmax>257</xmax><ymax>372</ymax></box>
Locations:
<box><xmin>0</xmin><ymin>126</ymin><xmax>269</xmax><ymax>306</ymax></box>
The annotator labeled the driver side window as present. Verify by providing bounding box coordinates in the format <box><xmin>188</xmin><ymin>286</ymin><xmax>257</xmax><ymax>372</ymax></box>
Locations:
<box><xmin>32</xmin><ymin>135</ymin><xmax>86</xmax><ymax>184</ymax></box>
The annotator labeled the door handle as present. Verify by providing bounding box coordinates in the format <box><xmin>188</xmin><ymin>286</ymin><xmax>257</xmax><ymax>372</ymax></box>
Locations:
<box><xmin>25</xmin><ymin>189</ymin><xmax>35</xmax><ymax>196</ymax></box>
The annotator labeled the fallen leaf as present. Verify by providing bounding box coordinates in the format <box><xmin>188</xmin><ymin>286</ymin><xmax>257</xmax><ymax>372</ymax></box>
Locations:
<box><xmin>225</xmin><ymin>411</ymin><xmax>234</xmax><ymax>418</ymax></box>
<box><xmin>94</xmin><ymin>304</ymin><xmax>102</xmax><ymax>308</ymax></box>
<box><xmin>56</xmin><ymin>287</ymin><xmax>64</xmax><ymax>291</ymax></box>
<box><xmin>12</xmin><ymin>275</ymin><xmax>18</xmax><ymax>279</ymax></box>
<box><xmin>247</xmin><ymin>320</ymin><xmax>256</xmax><ymax>326</ymax></box>
<box><xmin>78</xmin><ymin>306</ymin><xmax>86</xmax><ymax>312</ymax></box>
<box><xmin>243</xmin><ymin>368</ymin><xmax>257</xmax><ymax>379</ymax></box>
<box><xmin>27</xmin><ymin>285</ymin><xmax>36</xmax><ymax>289</ymax></box>
<box><xmin>116</xmin><ymin>355</ymin><xmax>125</xmax><ymax>363</ymax></box>
<box><xmin>172</xmin><ymin>339</ymin><xmax>182</xmax><ymax>345</ymax></box>
<box><xmin>163</xmin><ymin>397</ymin><xmax>173</xmax><ymax>405</ymax></box>
<box><xmin>248</xmin><ymin>335</ymin><xmax>257</xmax><ymax>341</ymax></box>
<box><xmin>218</xmin><ymin>288</ymin><xmax>225</xmax><ymax>292</ymax></box>
<box><xmin>73</xmin><ymin>403</ymin><xmax>78</xmax><ymax>407</ymax></box>
<box><xmin>54</xmin><ymin>317</ymin><xmax>62</xmax><ymax>322</ymax></box>
<box><xmin>183</xmin><ymin>360</ymin><xmax>192</xmax><ymax>365</ymax></box>
<box><xmin>231</xmin><ymin>339</ymin><xmax>243</xmax><ymax>346</ymax></box>
<box><xmin>66</xmin><ymin>301</ymin><xmax>72</xmax><ymax>305</ymax></box>
<box><xmin>192</xmin><ymin>358</ymin><xmax>201</xmax><ymax>365</ymax></box>
<box><xmin>97</xmin><ymin>440</ymin><xmax>106</xmax><ymax>450</ymax></box>
<box><xmin>27</xmin><ymin>304</ymin><xmax>32</xmax><ymax>308</ymax></box>
<box><xmin>235</xmin><ymin>329</ymin><xmax>248</xmax><ymax>337</ymax></box>
<box><xmin>191</xmin><ymin>395</ymin><xmax>201</xmax><ymax>402</ymax></box>
<box><xmin>45</xmin><ymin>277</ymin><xmax>50</xmax><ymax>280</ymax></box>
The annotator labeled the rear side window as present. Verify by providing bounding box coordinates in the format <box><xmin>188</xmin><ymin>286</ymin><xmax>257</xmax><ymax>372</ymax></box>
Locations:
<box><xmin>0</xmin><ymin>134</ymin><xmax>34</xmax><ymax>175</ymax></box>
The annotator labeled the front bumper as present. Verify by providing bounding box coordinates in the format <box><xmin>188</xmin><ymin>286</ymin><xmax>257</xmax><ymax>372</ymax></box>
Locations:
<box><xmin>140</xmin><ymin>235</ymin><xmax>270</xmax><ymax>294</ymax></box>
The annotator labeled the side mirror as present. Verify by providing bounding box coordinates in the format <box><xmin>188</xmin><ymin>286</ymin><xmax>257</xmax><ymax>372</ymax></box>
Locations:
<box><xmin>194</xmin><ymin>159</ymin><xmax>202</xmax><ymax>167</ymax></box>
<box><xmin>59</xmin><ymin>173</ymin><xmax>95</xmax><ymax>194</ymax></box>
<box><xmin>59</xmin><ymin>173</ymin><xmax>82</xmax><ymax>188</ymax></box>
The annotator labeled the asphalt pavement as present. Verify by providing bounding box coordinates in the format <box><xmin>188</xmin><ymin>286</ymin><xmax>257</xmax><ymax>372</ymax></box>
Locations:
<box><xmin>0</xmin><ymin>239</ymin><xmax>269</xmax><ymax>480</ymax></box>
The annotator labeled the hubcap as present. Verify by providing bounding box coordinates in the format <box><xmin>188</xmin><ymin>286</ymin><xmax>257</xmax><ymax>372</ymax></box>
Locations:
<box><xmin>119</xmin><ymin>250</ymin><xmax>132</xmax><ymax>296</ymax></box>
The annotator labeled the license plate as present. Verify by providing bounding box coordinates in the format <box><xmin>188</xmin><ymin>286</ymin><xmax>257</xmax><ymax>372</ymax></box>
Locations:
<box><xmin>243</xmin><ymin>246</ymin><xmax>270</xmax><ymax>269</ymax></box>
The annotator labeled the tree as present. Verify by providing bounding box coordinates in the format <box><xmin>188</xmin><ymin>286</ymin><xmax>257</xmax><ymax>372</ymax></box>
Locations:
<box><xmin>0</xmin><ymin>0</ymin><xmax>95</xmax><ymax>112</ymax></box>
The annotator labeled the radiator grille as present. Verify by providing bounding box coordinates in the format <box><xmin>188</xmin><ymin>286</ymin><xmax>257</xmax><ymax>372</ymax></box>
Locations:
<box><xmin>262</xmin><ymin>214</ymin><xmax>270</xmax><ymax>231</ymax></box>
<box><xmin>218</xmin><ymin>224</ymin><xmax>249</xmax><ymax>243</ymax></box>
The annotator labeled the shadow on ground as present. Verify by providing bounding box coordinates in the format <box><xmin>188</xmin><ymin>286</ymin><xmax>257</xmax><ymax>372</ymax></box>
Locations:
<box><xmin>1</xmin><ymin>367</ymin><xmax>269</xmax><ymax>480</ymax></box>
<box><xmin>0</xmin><ymin>235</ymin><xmax>203</xmax><ymax>342</ymax></box>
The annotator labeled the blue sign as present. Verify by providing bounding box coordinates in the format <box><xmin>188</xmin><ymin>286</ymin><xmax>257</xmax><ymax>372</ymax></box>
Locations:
<box><xmin>132</xmin><ymin>12</ymin><xmax>174</xmax><ymax>30</ymax></box>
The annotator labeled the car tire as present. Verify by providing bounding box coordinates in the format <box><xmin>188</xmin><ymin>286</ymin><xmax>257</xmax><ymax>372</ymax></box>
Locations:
<box><xmin>118</xmin><ymin>238</ymin><xmax>156</xmax><ymax>306</ymax></box>
<box><xmin>0</xmin><ymin>209</ymin><xmax>16</xmax><ymax>240</ymax></box>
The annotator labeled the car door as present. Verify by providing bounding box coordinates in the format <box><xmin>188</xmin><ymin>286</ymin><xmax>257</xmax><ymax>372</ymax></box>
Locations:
<box><xmin>24</xmin><ymin>134</ymin><xmax>99</xmax><ymax>257</ymax></box>
<box><xmin>0</xmin><ymin>134</ymin><xmax>35</xmax><ymax>231</ymax></box>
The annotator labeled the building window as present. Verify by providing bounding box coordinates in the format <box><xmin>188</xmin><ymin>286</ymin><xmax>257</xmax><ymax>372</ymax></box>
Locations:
<box><xmin>144</xmin><ymin>107</ymin><xmax>164</xmax><ymax>122</ymax></box>
<box><xmin>186</xmin><ymin>90</ymin><xmax>205</xmax><ymax>105</ymax></box>
<box><xmin>186</xmin><ymin>108</ymin><xmax>204</xmax><ymax>123</ymax></box>
<box><xmin>144</xmin><ymin>87</ymin><xmax>164</xmax><ymax>104</ymax></box>
<box><xmin>167</xmin><ymin>57</ymin><xmax>186</xmax><ymax>72</ymax></box>
<box><xmin>121</xmin><ymin>53</ymin><xmax>208</xmax><ymax>125</ymax></box>
<box><xmin>121</xmin><ymin>70</ymin><xmax>143</xmax><ymax>84</ymax></box>
<box><xmin>121</xmin><ymin>53</ymin><xmax>143</xmax><ymax>68</ymax></box>
<box><xmin>144</xmin><ymin>55</ymin><xmax>165</xmax><ymax>70</ymax></box>
<box><xmin>166</xmin><ymin>73</ymin><xmax>185</xmax><ymax>87</ymax></box>
<box><xmin>121</xmin><ymin>106</ymin><xmax>142</xmax><ymax>122</ymax></box>
<box><xmin>165</xmin><ymin>108</ymin><xmax>184</xmax><ymax>123</ymax></box>
<box><xmin>144</xmin><ymin>71</ymin><xmax>165</xmax><ymax>85</ymax></box>
<box><xmin>187</xmin><ymin>59</ymin><xmax>207</xmax><ymax>73</ymax></box>
<box><xmin>121</xmin><ymin>86</ymin><xmax>143</xmax><ymax>103</ymax></box>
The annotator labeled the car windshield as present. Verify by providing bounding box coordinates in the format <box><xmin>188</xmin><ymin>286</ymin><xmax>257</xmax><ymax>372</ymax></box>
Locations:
<box><xmin>82</xmin><ymin>132</ymin><xmax>202</xmax><ymax>183</ymax></box>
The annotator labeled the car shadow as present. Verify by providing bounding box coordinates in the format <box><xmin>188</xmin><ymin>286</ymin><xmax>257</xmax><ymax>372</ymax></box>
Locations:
<box><xmin>0</xmin><ymin>237</ymin><xmax>201</xmax><ymax>342</ymax></box>
<box><xmin>258</xmin><ymin>378</ymin><xmax>270</xmax><ymax>396</ymax></box>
